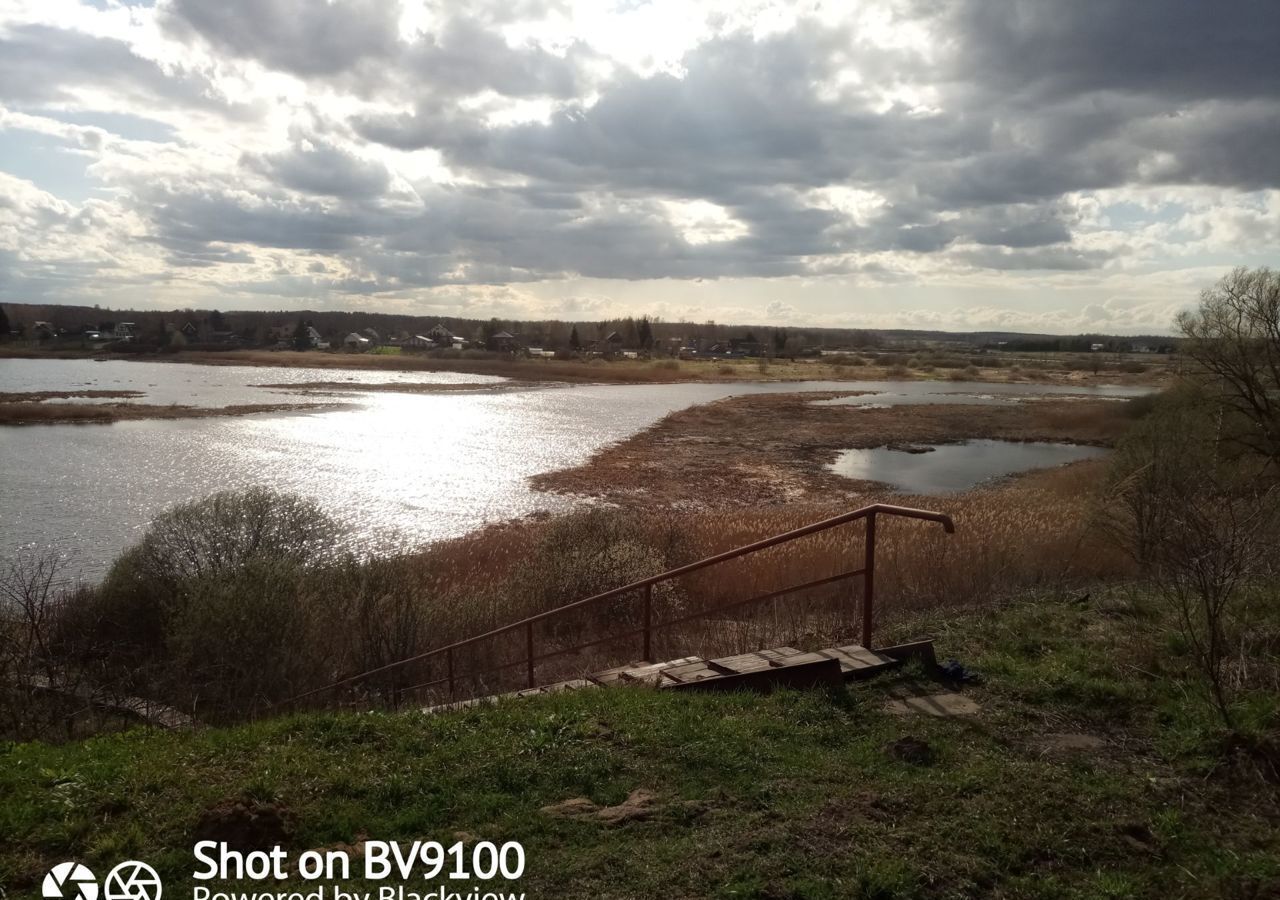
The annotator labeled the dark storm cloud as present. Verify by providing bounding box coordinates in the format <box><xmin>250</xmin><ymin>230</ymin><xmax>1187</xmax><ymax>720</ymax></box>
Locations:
<box><xmin>242</xmin><ymin>136</ymin><xmax>391</xmax><ymax>199</ymax></box>
<box><xmin>17</xmin><ymin>0</ymin><xmax>1277</xmax><ymax>296</ymax></box>
<box><xmin>944</xmin><ymin>0</ymin><xmax>1280</xmax><ymax>104</ymax></box>
<box><xmin>400</xmin><ymin>16</ymin><xmax>589</xmax><ymax>99</ymax></box>
<box><xmin>0</xmin><ymin>23</ymin><xmax>236</xmax><ymax>113</ymax></box>
<box><xmin>161</xmin><ymin>0</ymin><xmax>401</xmax><ymax>77</ymax></box>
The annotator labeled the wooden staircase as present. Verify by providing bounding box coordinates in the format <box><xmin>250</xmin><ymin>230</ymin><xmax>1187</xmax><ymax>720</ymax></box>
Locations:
<box><xmin>424</xmin><ymin>639</ymin><xmax>933</xmax><ymax>713</ymax></box>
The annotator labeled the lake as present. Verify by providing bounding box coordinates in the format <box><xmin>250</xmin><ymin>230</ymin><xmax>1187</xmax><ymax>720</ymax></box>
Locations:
<box><xmin>0</xmin><ymin>359</ymin><xmax>1151</xmax><ymax>578</ymax></box>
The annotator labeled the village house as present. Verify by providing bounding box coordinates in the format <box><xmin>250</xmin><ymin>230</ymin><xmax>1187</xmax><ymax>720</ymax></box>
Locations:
<box><xmin>487</xmin><ymin>330</ymin><xmax>520</xmax><ymax>353</ymax></box>
<box><xmin>589</xmin><ymin>331</ymin><xmax>624</xmax><ymax>357</ymax></box>
<box><xmin>269</xmin><ymin>323</ymin><xmax>327</xmax><ymax>349</ymax></box>
<box><xmin>342</xmin><ymin>332</ymin><xmax>371</xmax><ymax>351</ymax></box>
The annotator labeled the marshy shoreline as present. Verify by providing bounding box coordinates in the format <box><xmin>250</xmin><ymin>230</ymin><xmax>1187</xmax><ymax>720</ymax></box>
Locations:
<box><xmin>532</xmin><ymin>391</ymin><xmax>1145</xmax><ymax>507</ymax></box>
<box><xmin>0</xmin><ymin>343</ymin><xmax>1169</xmax><ymax>388</ymax></box>
<box><xmin>0</xmin><ymin>399</ymin><xmax>350</xmax><ymax>425</ymax></box>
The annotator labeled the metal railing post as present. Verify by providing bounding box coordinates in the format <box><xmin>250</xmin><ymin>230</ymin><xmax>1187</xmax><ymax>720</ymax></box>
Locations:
<box><xmin>526</xmin><ymin>622</ymin><xmax>536</xmax><ymax>689</ymax></box>
<box><xmin>276</xmin><ymin>503</ymin><xmax>954</xmax><ymax>710</ymax></box>
<box><xmin>863</xmin><ymin>511</ymin><xmax>876</xmax><ymax>649</ymax></box>
<box><xmin>642</xmin><ymin>584</ymin><xmax>653</xmax><ymax>662</ymax></box>
<box><xmin>446</xmin><ymin>645</ymin><xmax>455</xmax><ymax>699</ymax></box>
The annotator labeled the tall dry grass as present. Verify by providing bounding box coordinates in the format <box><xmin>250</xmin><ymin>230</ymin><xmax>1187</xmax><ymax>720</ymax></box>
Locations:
<box><xmin>25</xmin><ymin>462</ymin><xmax>1131</xmax><ymax>726</ymax></box>
<box><xmin>336</xmin><ymin>460</ymin><xmax>1130</xmax><ymax>708</ymax></box>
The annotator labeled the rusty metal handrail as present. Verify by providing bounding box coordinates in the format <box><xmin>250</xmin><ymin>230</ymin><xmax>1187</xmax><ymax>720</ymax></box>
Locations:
<box><xmin>286</xmin><ymin>503</ymin><xmax>954</xmax><ymax>706</ymax></box>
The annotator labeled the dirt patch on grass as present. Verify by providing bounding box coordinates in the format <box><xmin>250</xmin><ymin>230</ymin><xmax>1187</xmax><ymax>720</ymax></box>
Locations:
<box><xmin>541</xmin><ymin>788</ymin><xmax>659</xmax><ymax>826</ymax></box>
<box><xmin>0</xmin><ymin>400</ymin><xmax>347</xmax><ymax>425</ymax></box>
<box><xmin>531</xmin><ymin>391</ymin><xmax>1137</xmax><ymax>508</ymax></box>
<box><xmin>192</xmin><ymin>799</ymin><xmax>295</xmax><ymax>851</ymax></box>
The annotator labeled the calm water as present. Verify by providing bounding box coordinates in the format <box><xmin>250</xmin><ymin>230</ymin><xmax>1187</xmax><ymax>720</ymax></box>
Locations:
<box><xmin>828</xmin><ymin>440</ymin><xmax>1108</xmax><ymax>494</ymax></box>
<box><xmin>1</xmin><ymin>357</ymin><xmax>505</xmax><ymax>406</ymax></box>
<box><xmin>0</xmin><ymin>359</ymin><xmax>1147</xmax><ymax>578</ymax></box>
<box><xmin>812</xmin><ymin>380</ymin><xmax>1149</xmax><ymax>408</ymax></box>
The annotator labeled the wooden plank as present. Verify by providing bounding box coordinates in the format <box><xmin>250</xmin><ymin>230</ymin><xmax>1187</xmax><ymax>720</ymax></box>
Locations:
<box><xmin>658</xmin><ymin>661</ymin><xmax>727</xmax><ymax>685</ymax></box>
<box><xmin>709</xmin><ymin>647</ymin><xmax>802</xmax><ymax>674</ymax></box>
<box><xmin>617</xmin><ymin>656</ymin><xmax>703</xmax><ymax>686</ymax></box>
<box><xmin>708</xmin><ymin>653</ymin><xmax>776</xmax><ymax>675</ymax></box>
<box><xmin>669</xmin><ymin>658</ymin><xmax>843</xmax><ymax>695</ymax></box>
<box><xmin>870</xmin><ymin>639</ymin><xmax>938</xmax><ymax>668</ymax></box>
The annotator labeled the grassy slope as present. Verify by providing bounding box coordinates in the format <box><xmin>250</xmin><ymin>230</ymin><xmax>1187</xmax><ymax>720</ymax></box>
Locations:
<box><xmin>3</xmin><ymin>594</ymin><xmax>1276</xmax><ymax>900</ymax></box>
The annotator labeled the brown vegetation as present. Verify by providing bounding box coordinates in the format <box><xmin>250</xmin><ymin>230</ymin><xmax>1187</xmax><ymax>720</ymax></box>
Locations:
<box><xmin>0</xmin><ymin>390</ymin><xmax>143</xmax><ymax>402</ymax></box>
<box><xmin>7</xmin><ymin>457</ymin><xmax>1131</xmax><ymax>732</ymax></box>
<box><xmin>251</xmin><ymin>379</ymin><xmax>543</xmax><ymax>394</ymax></box>
<box><xmin>2</xmin><ymin>343</ymin><xmax>1171</xmax><ymax>387</ymax></box>
<box><xmin>532</xmin><ymin>392</ymin><xmax>1140</xmax><ymax>507</ymax></box>
<box><xmin>0</xmin><ymin>400</ymin><xmax>347</xmax><ymax>426</ymax></box>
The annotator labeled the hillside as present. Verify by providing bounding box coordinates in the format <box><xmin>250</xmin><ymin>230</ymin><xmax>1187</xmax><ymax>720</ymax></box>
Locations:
<box><xmin>3</xmin><ymin>593</ymin><xmax>1276</xmax><ymax>900</ymax></box>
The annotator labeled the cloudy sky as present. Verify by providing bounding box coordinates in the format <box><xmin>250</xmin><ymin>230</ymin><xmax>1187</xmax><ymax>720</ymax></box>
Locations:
<box><xmin>1</xmin><ymin>0</ymin><xmax>1277</xmax><ymax>334</ymax></box>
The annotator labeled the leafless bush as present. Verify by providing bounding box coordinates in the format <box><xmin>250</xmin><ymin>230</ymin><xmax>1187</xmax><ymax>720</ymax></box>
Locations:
<box><xmin>1104</xmin><ymin>386</ymin><xmax>1279</xmax><ymax>729</ymax></box>
<box><xmin>0</xmin><ymin>550</ymin><xmax>111</xmax><ymax>740</ymax></box>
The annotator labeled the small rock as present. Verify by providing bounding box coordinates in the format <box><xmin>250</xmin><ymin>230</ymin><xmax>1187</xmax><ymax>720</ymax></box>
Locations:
<box><xmin>886</xmin><ymin>736</ymin><xmax>934</xmax><ymax>766</ymax></box>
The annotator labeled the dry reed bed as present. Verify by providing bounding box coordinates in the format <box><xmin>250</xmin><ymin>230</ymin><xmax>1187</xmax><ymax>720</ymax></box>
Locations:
<box><xmin>0</xmin><ymin>390</ymin><xmax>144</xmax><ymax>402</ymax></box>
<box><xmin>333</xmin><ymin>461</ymin><xmax>1130</xmax><ymax>708</ymax></box>
<box><xmin>1</xmin><ymin>345</ymin><xmax>1170</xmax><ymax>387</ymax></box>
<box><xmin>532</xmin><ymin>392</ymin><xmax>1140</xmax><ymax>508</ymax></box>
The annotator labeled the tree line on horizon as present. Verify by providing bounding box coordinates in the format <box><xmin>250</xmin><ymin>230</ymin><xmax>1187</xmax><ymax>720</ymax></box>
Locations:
<box><xmin>0</xmin><ymin>300</ymin><xmax>1175</xmax><ymax>353</ymax></box>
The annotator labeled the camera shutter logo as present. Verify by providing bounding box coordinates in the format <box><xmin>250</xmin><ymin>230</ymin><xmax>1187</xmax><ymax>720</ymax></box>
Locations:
<box><xmin>102</xmin><ymin>862</ymin><xmax>162</xmax><ymax>900</ymax></box>
<box><xmin>41</xmin><ymin>862</ymin><xmax>98</xmax><ymax>900</ymax></box>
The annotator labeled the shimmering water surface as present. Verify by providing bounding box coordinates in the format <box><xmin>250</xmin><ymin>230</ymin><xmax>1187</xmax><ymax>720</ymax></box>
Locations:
<box><xmin>0</xmin><ymin>359</ymin><xmax>1149</xmax><ymax>578</ymax></box>
<box><xmin>829</xmin><ymin>440</ymin><xmax>1108</xmax><ymax>494</ymax></box>
<box><xmin>812</xmin><ymin>380</ymin><xmax>1149</xmax><ymax>407</ymax></box>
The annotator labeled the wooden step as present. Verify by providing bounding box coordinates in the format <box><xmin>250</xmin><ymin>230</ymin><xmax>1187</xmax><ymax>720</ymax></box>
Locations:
<box><xmin>423</xmin><ymin>639</ymin><xmax>929</xmax><ymax>713</ymax></box>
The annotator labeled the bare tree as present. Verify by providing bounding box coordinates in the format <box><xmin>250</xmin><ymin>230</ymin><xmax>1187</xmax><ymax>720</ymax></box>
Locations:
<box><xmin>1176</xmin><ymin>267</ymin><xmax>1280</xmax><ymax>466</ymax></box>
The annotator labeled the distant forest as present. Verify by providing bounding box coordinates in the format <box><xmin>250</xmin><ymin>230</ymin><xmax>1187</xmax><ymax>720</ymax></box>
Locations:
<box><xmin>0</xmin><ymin>301</ymin><xmax>1176</xmax><ymax>353</ymax></box>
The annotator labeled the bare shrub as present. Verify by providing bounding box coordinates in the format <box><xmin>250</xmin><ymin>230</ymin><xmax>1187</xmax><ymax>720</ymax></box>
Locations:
<box><xmin>126</xmin><ymin>487</ymin><xmax>339</xmax><ymax>585</ymax></box>
<box><xmin>1104</xmin><ymin>386</ymin><xmax>1279</xmax><ymax>729</ymax></box>
<box><xmin>0</xmin><ymin>551</ymin><xmax>126</xmax><ymax>741</ymax></box>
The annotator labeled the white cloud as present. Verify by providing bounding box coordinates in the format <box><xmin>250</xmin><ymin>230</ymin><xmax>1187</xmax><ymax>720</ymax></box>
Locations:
<box><xmin>0</xmin><ymin>0</ymin><xmax>1276</xmax><ymax>333</ymax></box>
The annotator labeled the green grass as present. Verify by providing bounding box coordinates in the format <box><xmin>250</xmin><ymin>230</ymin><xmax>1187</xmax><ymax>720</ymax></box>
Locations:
<box><xmin>3</xmin><ymin>593</ymin><xmax>1277</xmax><ymax>899</ymax></box>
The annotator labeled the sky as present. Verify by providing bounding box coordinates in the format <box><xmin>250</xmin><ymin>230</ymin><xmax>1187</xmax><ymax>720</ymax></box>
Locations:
<box><xmin>1</xmin><ymin>0</ymin><xmax>1278</xmax><ymax>335</ymax></box>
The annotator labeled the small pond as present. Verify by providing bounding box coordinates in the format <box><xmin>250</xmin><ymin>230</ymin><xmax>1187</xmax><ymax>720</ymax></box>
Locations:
<box><xmin>828</xmin><ymin>439</ymin><xmax>1107</xmax><ymax>494</ymax></box>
